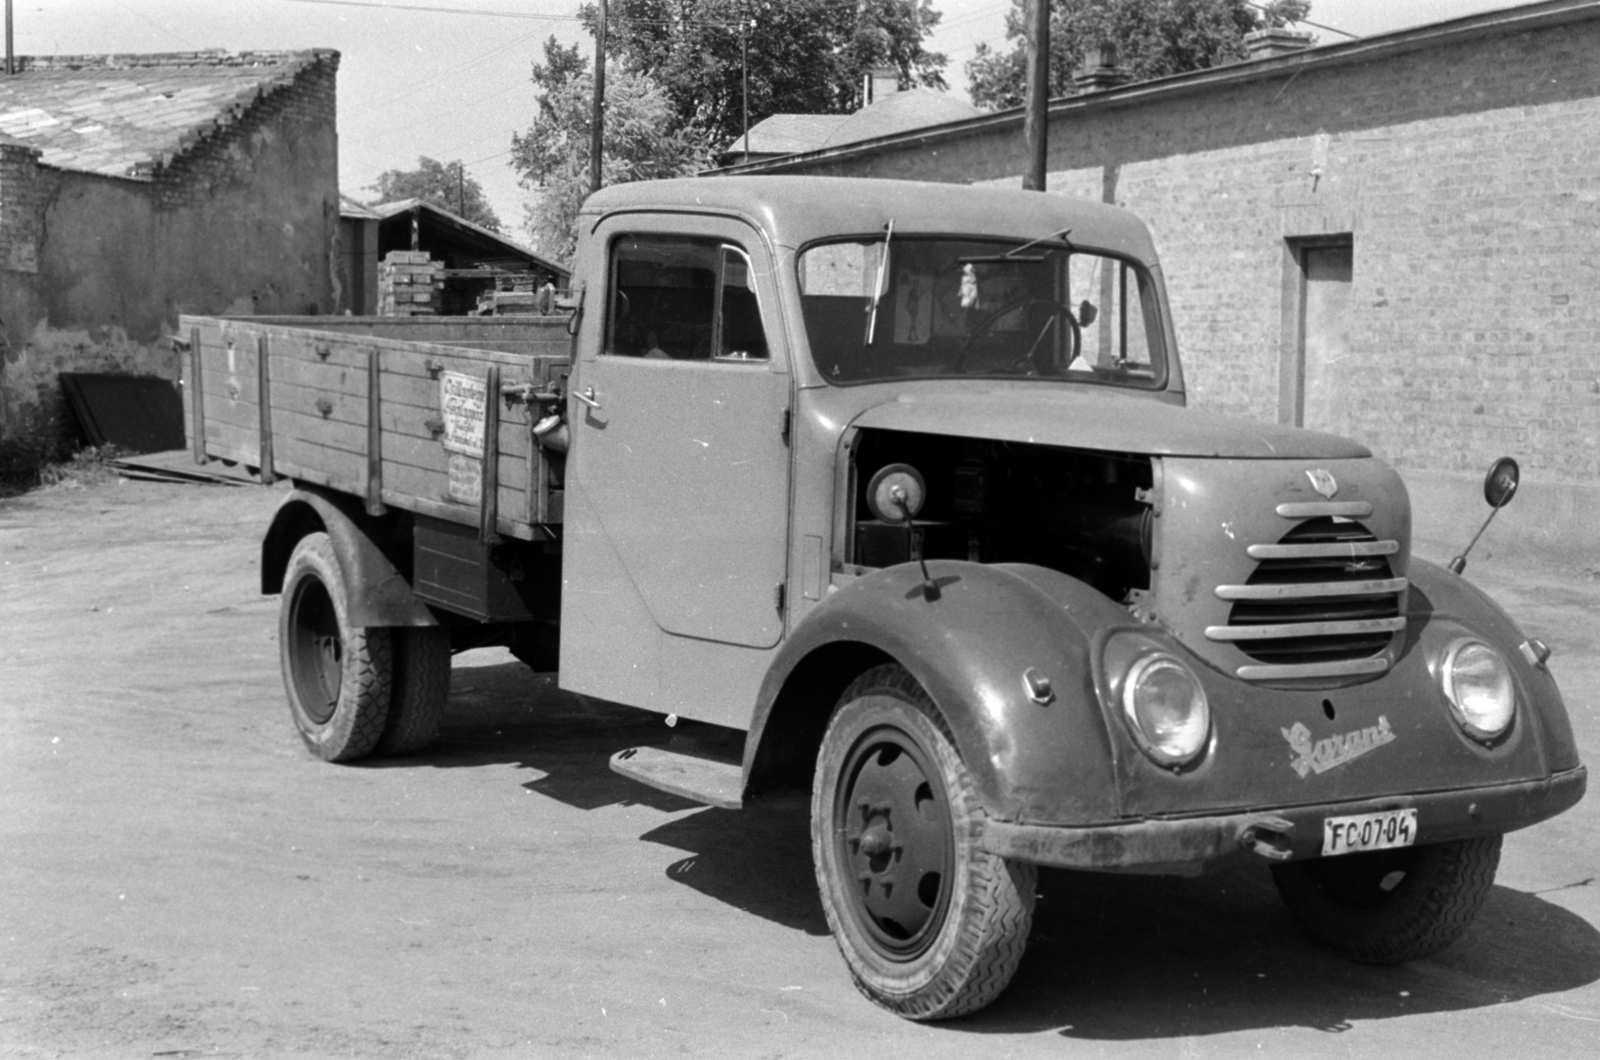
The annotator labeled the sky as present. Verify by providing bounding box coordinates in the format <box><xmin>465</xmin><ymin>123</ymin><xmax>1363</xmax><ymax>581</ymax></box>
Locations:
<box><xmin>11</xmin><ymin>0</ymin><xmax>1547</xmax><ymax>244</ymax></box>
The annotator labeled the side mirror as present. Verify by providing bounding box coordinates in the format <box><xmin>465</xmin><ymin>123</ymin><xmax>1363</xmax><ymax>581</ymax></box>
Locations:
<box><xmin>1484</xmin><ymin>456</ymin><xmax>1519</xmax><ymax>509</ymax></box>
<box><xmin>1449</xmin><ymin>456</ymin><xmax>1520</xmax><ymax>575</ymax></box>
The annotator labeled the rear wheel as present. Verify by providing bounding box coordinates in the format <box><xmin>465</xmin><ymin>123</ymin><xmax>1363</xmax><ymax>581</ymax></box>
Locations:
<box><xmin>279</xmin><ymin>533</ymin><xmax>392</xmax><ymax>762</ymax></box>
<box><xmin>377</xmin><ymin>627</ymin><xmax>450</xmax><ymax>756</ymax></box>
<box><xmin>1271</xmin><ymin>835</ymin><xmax>1502</xmax><ymax>963</ymax></box>
<box><xmin>811</xmin><ymin>664</ymin><xmax>1036</xmax><ymax>1020</ymax></box>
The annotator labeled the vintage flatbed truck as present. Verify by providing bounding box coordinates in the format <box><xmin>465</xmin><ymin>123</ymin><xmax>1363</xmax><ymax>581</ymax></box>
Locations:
<box><xmin>182</xmin><ymin>176</ymin><xmax>1585</xmax><ymax>1020</ymax></box>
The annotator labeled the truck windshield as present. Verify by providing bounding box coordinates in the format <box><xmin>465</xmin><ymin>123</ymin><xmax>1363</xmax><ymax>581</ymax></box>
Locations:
<box><xmin>797</xmin><ymin>236</ymin><xmax>1166</xmax><ymax>387</ymax></box>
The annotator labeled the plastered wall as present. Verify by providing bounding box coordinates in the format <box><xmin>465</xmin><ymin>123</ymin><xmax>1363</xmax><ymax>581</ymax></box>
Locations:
<box><xmin>0</xmin><ymin>54</ymin><xmax>340</xmax><ymax>464</ymax></box>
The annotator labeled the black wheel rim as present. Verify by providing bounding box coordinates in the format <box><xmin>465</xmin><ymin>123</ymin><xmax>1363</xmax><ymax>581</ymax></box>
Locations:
<box><xmin>287</xmin><ymin>574</ymin><xmax>343</xmax><ymax>725</ymax></box>
<box><xmin>833</xmin><ymin>721</ymin><xmax>955</xmax><ymax>960</ymax></box>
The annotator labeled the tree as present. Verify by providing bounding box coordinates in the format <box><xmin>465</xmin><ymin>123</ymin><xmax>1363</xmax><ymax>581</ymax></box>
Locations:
<box><xmin>511</xmin><ymin>37</ymin><xmax>714</xmax><ymax>264</ymax></box>
<box><xmin>584</xmin><ymin>0</ymin><xmax>949</xmax><ymax>151</ymax></box>
<box><xmin>368</xmin><ymin>157</ymin><xmax>503</xmax><ymax>232</ymax></box>
<box><xmin>967</xmin><ymin>0</ymin><xmax>1312</xmax><ymax>112</ymax></box>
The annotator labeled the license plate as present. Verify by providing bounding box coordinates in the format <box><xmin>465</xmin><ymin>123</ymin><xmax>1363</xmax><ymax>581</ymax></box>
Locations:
<box><xmin>1322</xmin><ymin>808</ymin><xmax>1417</xmax><ymax>857</ymax></box>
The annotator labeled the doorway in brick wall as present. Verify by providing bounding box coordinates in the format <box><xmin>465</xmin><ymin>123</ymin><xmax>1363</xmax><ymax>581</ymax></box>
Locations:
<box><xmin>1279</xmin><ymin>236</ymin><xmax>1354</xmax><ymax>432</ymax></box>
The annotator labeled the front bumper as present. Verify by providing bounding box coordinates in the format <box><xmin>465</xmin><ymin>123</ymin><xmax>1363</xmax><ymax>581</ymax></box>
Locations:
<box><xmin>979</xmin><ymin>765</ymin><xmax>1586</xmax><ymax>875</ymax></box>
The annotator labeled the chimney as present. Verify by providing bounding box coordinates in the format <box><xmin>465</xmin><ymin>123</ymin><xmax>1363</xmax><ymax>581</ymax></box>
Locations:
<box><xmin>863</xmin><ymin>64</ymin><xmax>900</xmax><ymax>106</ymax></box>
<box><xmin>1073</xmin><ymin>43</ymin><xmax>1130</xmax><ymax>93</ymax></box>
<box><xmin>1245</xmin><ymin>27</ymin><xmax>1314</xmax><ymax>60</ymax></box>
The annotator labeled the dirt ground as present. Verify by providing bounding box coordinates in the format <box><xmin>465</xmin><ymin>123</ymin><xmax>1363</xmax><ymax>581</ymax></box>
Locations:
<box><xmin>3</xmin><ymin>475</ymin><xmax>1599</xmax><ymax>1059</ymax></box>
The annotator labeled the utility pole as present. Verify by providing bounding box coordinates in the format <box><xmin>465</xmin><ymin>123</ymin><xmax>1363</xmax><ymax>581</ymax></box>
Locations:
<box><xmin>590</xmin><ymin>0</ymin><xmax>607</xmax><ymax>196</ymax></box>
<box><xmin>6</xmin><ymin>0</ymin><xmax>15</xmax><ymax>77</ymax></box>
<box><xmin>1023</xmin><ymin>0</ymin><xmax>1049</xmax><ymax>191</ymax></box>
<box><xmin>741</xmin><ymin>7</ymin><xmax>750</xmax><ymax>159</ymax></box>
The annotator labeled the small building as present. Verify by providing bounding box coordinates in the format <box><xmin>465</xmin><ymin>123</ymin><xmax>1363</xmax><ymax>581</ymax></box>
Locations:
<box><xmin>0</xmin><ymin>49</ymin><xmax>340</xmax><ymax>464</ymax></box>
<box><xmin>340</xmin><ymin>198</ymin><xmax>570</xmax><ymax>317</ymax></box>
<box><xmin>714</xmin><ymin>1</ymin><xmax>1600</xmax><ymax>564</ymax></box>
<box><xmin>719</xmin><ymin>65</ymin><xmax>980</xmax><ymax>168</ymax></box>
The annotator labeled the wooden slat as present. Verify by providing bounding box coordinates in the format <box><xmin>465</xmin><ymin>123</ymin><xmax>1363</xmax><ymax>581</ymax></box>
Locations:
<box><xmin>380</xmin><ymin>429</ymin><xmax>529</xmax><ymax>483</ymax></box>
<box><xmin>266</xmin><ymin>352</ymin><xmax>369</xmax><ymax>397</ymax></box>
<box><xmin>381</xmin><ymin>461</ymin><xmax>528</xmax><ymax>527</ymax></box>
<box><xmin>380</xmin><ymin>490</ymin><xmax>543</xmax><ymax>543</ymax></box>
<box><xmin>258</xmin><ymin>334</ymin><xmax>276</xmax><ymax>484</ymax></box>
<box><xmin>272</xmin><ymin>406</ymin><xmax>368</xmax><ymax>455</ymax></box>
<box><xmin>480</xmin><ymin>364</ymin><xmax>502</xmax><ymax>544</ymax></box>
<box><xmin>366</xmin><ymin>344</ymin><xmax>385</xmax><ymax>517</ymax></box>
<box><xmin>189</xmin><ymin>327</ymin><xmax>204</xmax><ymax>464</ymax></box>
<box><xmin>198</xmin><ymin>388</ymin><xmax>261</xmax><ymax>429</ymax></box>
<box><xmin>266</xmin><ymin>379</ymin><xmax>368</xmax><ymax>428</ymax></box>
<box><xmin>275</xmin><ymin>436</ymin><xmax>366</xmax><ymax>495</ymax></box>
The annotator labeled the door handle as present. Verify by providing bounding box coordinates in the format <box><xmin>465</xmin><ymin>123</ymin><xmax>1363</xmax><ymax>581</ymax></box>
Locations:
<box><xmin>573</xmin><ymin>386</ymin><xmax>601</xmax><ymax>410</ymax></box>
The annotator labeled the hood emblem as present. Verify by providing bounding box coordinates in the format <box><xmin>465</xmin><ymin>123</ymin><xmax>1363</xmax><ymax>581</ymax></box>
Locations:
<box><xmin>1282</xmin><ymin>717</ymin><xmax>1396</xmax><ymax>778</ymax></box>
<box><xmin>1306</xmin><ymin>468</ymin><xmax>1339</xmax><ymax>499</ymax></box>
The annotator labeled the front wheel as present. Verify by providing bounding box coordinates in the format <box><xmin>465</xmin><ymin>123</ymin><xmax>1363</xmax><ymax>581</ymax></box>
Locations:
<box><xmin>811</xmin><ymin>664</ymin><xmax>1036</xmax><ymax>1020</ymax></box>
<box><xmin>279</xmin><ymin>533</ymin><xmax>392</xmax><ymax>762</ymax></box>
<box><xmin>1271</xmin><ymin>835</ymin><xmax>1502</xmax><ymax>963</ymax></box>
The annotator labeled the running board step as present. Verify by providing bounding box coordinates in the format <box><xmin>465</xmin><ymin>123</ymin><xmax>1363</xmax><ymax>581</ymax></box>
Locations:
<box><xmin>609</xmin><ymin>747</ymin><xmax>744</xmax><ymax>810</ymax></box>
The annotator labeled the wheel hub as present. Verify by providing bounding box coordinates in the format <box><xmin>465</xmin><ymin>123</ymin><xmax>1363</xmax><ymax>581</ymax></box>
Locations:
<box><xmin>836</xmin><ymin>731</ymin><xmax>954</xmax><ymax>956</ymax></box>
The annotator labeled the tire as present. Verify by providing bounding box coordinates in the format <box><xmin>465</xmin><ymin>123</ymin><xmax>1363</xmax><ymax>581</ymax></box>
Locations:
<box><xmin>279</xmin><ymin>532</ymin><xmax>392</xmax><ymax>762</ymax></box>
<box><xmin>377</xmin><ymin>626</ymin><xmax>450</xmax><ymax>756</ymax></box>
<box><xmin>1271</xmin><ymin>834</ymin><xmax>1502</xmax><ymax>964</ymax></box>
<box><xmin>811</xmin><ymin>664</ymin><xmax>1036</xmax><ymax>1020</ymax></box>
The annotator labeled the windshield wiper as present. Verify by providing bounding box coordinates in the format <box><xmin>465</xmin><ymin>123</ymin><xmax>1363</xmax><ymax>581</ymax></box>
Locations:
<box><xmin>865</xmin><ymin>219</ymin><xmax>893</xmax><ymax>345</ymax></box>
<box><xmin>959</xmin><ymin>227</ymin><xmax>1074</xmax><ymax>266</ymax></box>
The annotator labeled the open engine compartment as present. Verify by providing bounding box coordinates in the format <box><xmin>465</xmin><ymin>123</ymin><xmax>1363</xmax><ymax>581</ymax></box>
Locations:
<box><xmin>848</xmin><ymin>428</ymin><xmax>1155</xmax><ymax>603</ymax></box>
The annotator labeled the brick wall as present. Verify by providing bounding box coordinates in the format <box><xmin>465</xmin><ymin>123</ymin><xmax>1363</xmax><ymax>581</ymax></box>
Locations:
<box><xmin>733</xmin><ymin>6</ymin><xmax>1600</xmax><ymax>563</ymax></box>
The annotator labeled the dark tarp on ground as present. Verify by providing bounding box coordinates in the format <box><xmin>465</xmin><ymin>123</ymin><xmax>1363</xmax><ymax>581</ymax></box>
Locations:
<box><xmin>60</xmin><ymin>373</ymin><xmax>185</xmax><ymax>453</ymax></box>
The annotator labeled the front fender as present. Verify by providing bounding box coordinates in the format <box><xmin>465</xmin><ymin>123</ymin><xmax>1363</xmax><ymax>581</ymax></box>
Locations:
<box><xmin>261</xmin><ymin>485</ymin><xmax>435</xmax><ymax>628</ymax></box>
<box><xmin>751</xmin><ymin>560</ymin><xmax>1145</xmax><ymax>823</ymax></box>
<box><xmin>1407</xmin><ymin>556</ymin><xmax>1581</xmax><ymax>774</ymax></box>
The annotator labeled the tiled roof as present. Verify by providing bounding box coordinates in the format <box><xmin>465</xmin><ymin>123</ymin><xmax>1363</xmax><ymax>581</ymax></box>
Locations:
<box><xmin>820</xmin><ymin>89</ymin><xmax>982</xmax><ymax>148</ymax></box>
<box><xmin>0</xmin><ymin>50</ymin><xmax>335</xmax><ymax>179</ymax></box>
<box><xmin>736</xmin><ymin>113</ymin><xmax>850</xmax><ymax>156</ymax></box>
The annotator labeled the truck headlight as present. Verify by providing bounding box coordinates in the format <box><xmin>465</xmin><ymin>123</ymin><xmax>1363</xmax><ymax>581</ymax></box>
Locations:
<box><xmin>1122</xmin><ymin>650</ymin><xmax>1211</xmax><ymax>767</ymax></box>
<box><xmin>1441</xmin><ymin>639</ymin><xmax>1515</xmax><ymax>741</ymax></box>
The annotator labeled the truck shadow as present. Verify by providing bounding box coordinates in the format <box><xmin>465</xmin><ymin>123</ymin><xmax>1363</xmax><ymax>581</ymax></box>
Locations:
<box><xmin>969</xmin><ymin>866</ymin><xmax>1600</xmax><ymax>1037</ymax></box>
<box><xmin>400</xmin><ymin>658</ymin><xmax>1600</xmax><ymax>1034</ymax></box>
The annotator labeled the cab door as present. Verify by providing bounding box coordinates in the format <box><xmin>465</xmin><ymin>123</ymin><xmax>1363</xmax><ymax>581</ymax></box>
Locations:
<box><xmin>559</xmin><ymin>218</ymin><xmax>792</xmax><ymax>713</ymax></box>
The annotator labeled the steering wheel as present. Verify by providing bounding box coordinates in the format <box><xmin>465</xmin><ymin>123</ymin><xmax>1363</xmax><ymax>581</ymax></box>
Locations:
<box><xmin>954</xmin><ymin>298</ymin><xmax>1082</xmax><ymax>375</ymax></box>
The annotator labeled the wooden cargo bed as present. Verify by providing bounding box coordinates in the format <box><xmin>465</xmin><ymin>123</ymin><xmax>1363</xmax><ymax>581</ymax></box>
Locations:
<box><xmin>179</xmin><ymin>315</ymin><xmax>571</xmax><ymax>542</ymax></box>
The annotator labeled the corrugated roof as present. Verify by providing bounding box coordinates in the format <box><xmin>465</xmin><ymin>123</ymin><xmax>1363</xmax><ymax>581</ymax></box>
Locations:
<box><xmin>0</xmin><ymin>50</ymin><xmax>335</xmax><ymax>179</ymax></box>
<box><xmin>366</xmin><ymin>198</ymin><xmax>571</xmax><ymax>280</ymax></box>
<box><xmin>339</xmin><ymin>192</ymin><xmax>382</xmax><ymax>220</ymax></box>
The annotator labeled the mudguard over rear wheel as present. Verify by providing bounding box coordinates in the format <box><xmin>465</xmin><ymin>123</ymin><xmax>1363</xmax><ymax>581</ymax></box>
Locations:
<box><xmin>811</xmin><ymin>664</ymin><xmax>1036</xmax><ymax>1020</ymax></box>
<box><xmin>280</xmin><ymin>532</ymin><xmax>392</xmax><ymax>762</ymax></box>
<box><xmin>1271</xmin><ymin>834</ymin><xmax>1502</xmax><ymax>963</ymax></box>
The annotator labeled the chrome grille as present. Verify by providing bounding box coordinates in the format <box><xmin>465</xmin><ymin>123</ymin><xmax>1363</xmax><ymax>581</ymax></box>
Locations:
<box><xmin>1207</xmin><ymin>512</ymin><xmax>1406</xmax><ymax>681</ymax></box>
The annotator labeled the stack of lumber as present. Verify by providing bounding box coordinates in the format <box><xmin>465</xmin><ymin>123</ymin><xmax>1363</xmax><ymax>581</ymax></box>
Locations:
<box><xmin>379</xmin><ymin>251</ymin><xmax>441</xmax><ymax>316</ymax></box>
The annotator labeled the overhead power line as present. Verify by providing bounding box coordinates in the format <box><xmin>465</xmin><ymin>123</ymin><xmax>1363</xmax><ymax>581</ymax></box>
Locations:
<box><xmin>281</xmin><ymin>0</ymin><xmax>743</xmax><ymax>29</ymax></box>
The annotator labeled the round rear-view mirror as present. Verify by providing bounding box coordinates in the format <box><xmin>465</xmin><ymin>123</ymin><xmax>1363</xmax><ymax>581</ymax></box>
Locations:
<box><xmin>1484</xmin><ymin>456</ymin><xmax>1519</xmax><ymax>509</ymax></box>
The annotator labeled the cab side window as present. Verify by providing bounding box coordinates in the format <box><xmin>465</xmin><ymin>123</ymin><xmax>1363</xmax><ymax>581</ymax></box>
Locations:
<box><xmin>606</xmin><ymin>235</ymin><xmax>768</xmax><ymax>361</ymax></box>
